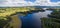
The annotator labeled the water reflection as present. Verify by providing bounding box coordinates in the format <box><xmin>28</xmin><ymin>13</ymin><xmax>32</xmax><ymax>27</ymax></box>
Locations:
<box><xmin>19</xmin><ymin>10</ymin><xmax>52</xmax><ymax>28</ymax></box>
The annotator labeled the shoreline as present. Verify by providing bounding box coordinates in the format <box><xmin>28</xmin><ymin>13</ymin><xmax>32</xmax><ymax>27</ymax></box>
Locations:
<box><xmin>10</xmin><ymin>15</ymin><xmax>22</xmax><ymax>28</ymax></box>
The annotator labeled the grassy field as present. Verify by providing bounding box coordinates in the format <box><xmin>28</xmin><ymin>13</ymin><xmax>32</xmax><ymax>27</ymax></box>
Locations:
<box><xmin>0</xmin><ymin>7</ymin><xmax>35</xmax><ymax>17</ymax></box>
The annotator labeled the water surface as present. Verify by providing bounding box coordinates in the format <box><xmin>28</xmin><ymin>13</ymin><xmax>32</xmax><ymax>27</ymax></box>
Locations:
<box><xmin>19</xmin><ymin>10</ymin><xmax>52</xmax><ymax>28</ymax></box>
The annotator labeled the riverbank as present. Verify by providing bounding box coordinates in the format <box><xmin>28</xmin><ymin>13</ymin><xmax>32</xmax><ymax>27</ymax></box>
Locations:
<box><xmin>10</xmin><ymin>15</ymin><xmax>22</xmax><ymax>28</ymax></box>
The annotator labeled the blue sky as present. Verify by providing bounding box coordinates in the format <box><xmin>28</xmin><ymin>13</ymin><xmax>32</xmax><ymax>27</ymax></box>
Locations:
<box><xmin>25</xmin><ymin>0</ymin><xmax>36</xmax><ymax>2</ymax></box>
<box><xmin>0</xmin><ymin>0</ymin><xmax>60</xmax><ymax>7</ymax></box>
<box><xmin>50</xmin><ymin>0</ymin><xmax>60</xmax><ymax>2</ymax></box>
<box><xmin>25</xmin><ymin>0</ymin><xmax>60</xmax><ymax>2</ymax></box>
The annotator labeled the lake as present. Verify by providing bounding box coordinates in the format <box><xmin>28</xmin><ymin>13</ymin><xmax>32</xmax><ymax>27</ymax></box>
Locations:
<box><xmin>19</xmin><ymin>10</ymin><xmax>52</xmax><ymax>28</ymax></box>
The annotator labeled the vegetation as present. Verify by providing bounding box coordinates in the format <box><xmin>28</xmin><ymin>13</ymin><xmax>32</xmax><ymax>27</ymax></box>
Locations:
<box><xmin>41</xmin><ymin>9</ymin><xmax>60</xmax><ymax>28</ymax></box>
<box><xmin>48</xmin><ymin>9</ymin><xmax>60</xmax><ymax>19</ymax></box>
<box><xmin>0</xmin><ymin>16</ymin><xmax>11</xmax><ymax>28</ymax></box>
<box><xmin>0</xmin><ymin>7</ymin><xmax>33</xmax><ymax>16</ymax></box>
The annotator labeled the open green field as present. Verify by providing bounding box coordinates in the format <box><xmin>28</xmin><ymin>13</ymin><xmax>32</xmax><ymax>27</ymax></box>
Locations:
<box><xmin>0</xmin><ymin>7</ymin><xmax>35</xmax><ymax>17</ymax></box>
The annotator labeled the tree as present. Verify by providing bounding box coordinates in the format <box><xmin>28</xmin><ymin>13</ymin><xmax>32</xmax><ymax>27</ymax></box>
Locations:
<box><xmin>0</xmin><ymin>16</ymin><xmax>11</xmax><ymax>28</ymax></box>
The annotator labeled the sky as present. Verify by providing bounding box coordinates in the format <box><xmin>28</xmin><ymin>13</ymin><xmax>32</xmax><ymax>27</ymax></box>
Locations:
<box><xmin>0</xmin><ymin>0</ymin><xmax>60</xmax><ymax>7</ymax></box>
<box><xmin>25</xmin><ymin>0</ymin><xmax>36</xmax><ymax>2</ymax></box>
<box><xmin>50</xmin><ymin>0</ymin><xmax>60</xmax><ymax>2</ymax></box>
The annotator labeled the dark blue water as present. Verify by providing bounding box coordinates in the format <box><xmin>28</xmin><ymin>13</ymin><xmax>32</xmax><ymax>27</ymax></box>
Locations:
<box><xmin>19</xmin><ymin>10</ymin><xmax>52</xmax><ymax>28</ymax></box>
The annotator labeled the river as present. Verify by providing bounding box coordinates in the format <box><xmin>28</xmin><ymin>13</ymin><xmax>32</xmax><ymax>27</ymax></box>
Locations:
<box><xmin>18</xmin><ymin>10</ymin><xmax>52</xmax><ymax>28</ymax></box>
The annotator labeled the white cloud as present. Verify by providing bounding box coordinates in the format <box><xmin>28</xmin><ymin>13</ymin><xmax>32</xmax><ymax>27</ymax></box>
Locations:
<box><xmin>34</xmin><ymin>0</ymin><xmax>60</xmax><ymax>6</ymax></box>
<box><xmin>0</xmin><ymin>0</ymin><xmax>60</xmax><ymax>7</ymax></box>
<box><xmin>0</xmin><ymin>0</ymin><xmax>36</xmax><ymax>7</ymax></box>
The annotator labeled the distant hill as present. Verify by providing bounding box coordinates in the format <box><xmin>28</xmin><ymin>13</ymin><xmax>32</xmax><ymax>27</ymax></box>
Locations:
<box><xmin>34</xmin><ymin>6</ymin><xmax>60</xmax><ymax>8</ymax></box>
<box><xmin>0</xmin><ymin>6</ymin><xmax>60</xmax><ymax>8</ymax></box>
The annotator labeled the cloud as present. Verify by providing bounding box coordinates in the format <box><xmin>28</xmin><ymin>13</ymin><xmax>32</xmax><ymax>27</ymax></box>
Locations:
<box><xmin>34</xmin><ymin>0</ymin><xmax>60</xmax><ymax>6</ymax></box>
<box><xmin>0</xmin><ymin>0</ymin><xmax>60</xmax><ymax>7</ymax></box>
<box><xmin>0</xmin><ymin>0</ymin><xmax>35</xmax><ymax>7</ymax></box>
